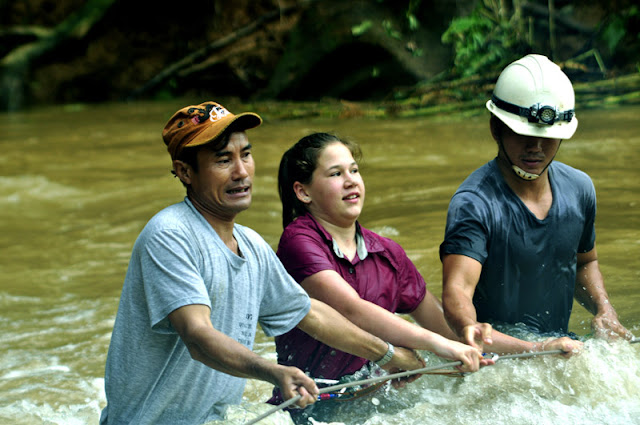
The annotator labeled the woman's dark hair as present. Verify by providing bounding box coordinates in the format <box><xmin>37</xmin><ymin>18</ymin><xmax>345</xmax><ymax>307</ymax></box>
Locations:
<box><xmin>278</xmin><ymin>132</ymin><xmax>361</xmax><ymax>228</ymax></box>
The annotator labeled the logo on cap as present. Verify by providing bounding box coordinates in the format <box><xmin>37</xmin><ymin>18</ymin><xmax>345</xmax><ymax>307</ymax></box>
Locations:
<box><xmin>186</xmin><ymin>103</ymin><xmax>230</xmax><ymax>125</ymax></box>
<box><xmin>209</xmin><ymin>104</ymin><xmax>230</xmax><ymax>122</ymax></box>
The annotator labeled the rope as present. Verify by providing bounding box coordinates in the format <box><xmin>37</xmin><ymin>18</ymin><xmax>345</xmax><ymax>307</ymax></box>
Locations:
<box><xmin>245</xmin><ymin>337</ymin><xmax>640</xmax><ymax>424</ymax></box>
<box><xmin>244</xmin><ymin>394</ymin><xmax>302</xmax><ymax>425</ymax></box>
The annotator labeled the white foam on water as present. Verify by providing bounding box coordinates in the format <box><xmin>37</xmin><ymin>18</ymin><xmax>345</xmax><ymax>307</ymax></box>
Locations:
<box><xmin>0</xmin><ymin>398</ymin><xmax>104</xmax><ymax>425</ymax></box>
<box><xmin>0</xmin><ymin>175</ymin><xmax>87</xmax><ymax>204</ymax></box>
<box><xmin>234</xmin><ymin>338</ymin><xmax>640</xmax><ymax>425</ymax></box>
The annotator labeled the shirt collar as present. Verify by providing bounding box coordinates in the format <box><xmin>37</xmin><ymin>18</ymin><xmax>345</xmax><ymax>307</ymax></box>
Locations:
<box><xmin>302</xmin><ymin>213</ymin><xmax>372</xmax><ymax>260</ymax></box>
<box><xmin>296</xmin><ymin>212</ymin><xmax>386</xmax><ymax>260</ymax></box>
<box><xmin>331</xmin><ymin>227</ymin><xmax>368</xmax><ymax>260</ymax></box>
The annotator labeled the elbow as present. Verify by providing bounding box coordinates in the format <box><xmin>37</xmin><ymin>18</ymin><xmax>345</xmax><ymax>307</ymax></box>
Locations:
<box><xmin>177</xmin><ymin>324</ymin><xmax>212</xmax><ymax>363</ymax></box>
<box><xmin>180</xmin><ymin>332</ymin><xmax>206</xmax><ymax>363</ymax></box>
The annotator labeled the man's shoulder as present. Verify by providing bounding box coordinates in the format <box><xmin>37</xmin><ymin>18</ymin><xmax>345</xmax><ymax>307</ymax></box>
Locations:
<box><xmin>550</xmin><ymin>161</ymin><xmax>594</xmax><ymax>189</ymax></box>
<box><xmin>550</xmin><ymin>161</ymin><xmax>590</xmax><ymax>178</ymax></box>
<box><xmin>142</xmin><ymin>201</ymin><xmax>195</xmax><ymax>234</ymax></box>
<box><xmin>234</xmin><ymin>223</ymin><xmax>276</xmax><ymax>256</ymax></box>
<box><xmin>234</xmin><ymin>222</ymin><xmax>264</xmax><ymax>241</ymax></box>
<box><xmin>452</xmin><ymin>160</ymin><xmax>501</xmax><ymax>202</ymax></box>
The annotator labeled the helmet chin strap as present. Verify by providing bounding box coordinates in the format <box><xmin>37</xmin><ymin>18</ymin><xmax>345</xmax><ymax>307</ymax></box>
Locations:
<box><xmin>497</xmin><ymin>138</ymin><xmax>560</xmax><ymax>182</ymax></box>
<box><xmin>511</xmin><ymin>165</ymin><xmax>540</xmax><ymax>181</ymax></box>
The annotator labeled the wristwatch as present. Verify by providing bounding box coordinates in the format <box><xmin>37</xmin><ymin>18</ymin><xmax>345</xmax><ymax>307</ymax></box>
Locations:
<box><xmin>375</xmin><ymin>342</ymin><xmax>395</xmax><ymax>367</ymax></box>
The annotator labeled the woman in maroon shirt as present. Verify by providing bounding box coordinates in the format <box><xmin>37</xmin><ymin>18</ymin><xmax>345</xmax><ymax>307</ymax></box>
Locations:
<box><xmin>270</xmin><ymin>132</ymin><xmax>488</xmax><ymax>424</ymax></box>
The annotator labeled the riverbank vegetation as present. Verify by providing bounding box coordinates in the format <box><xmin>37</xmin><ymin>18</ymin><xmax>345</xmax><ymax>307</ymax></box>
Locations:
<box><xmin>1</xmin><ymin>0</ymin><xmax>638</xmax><ymax>114</ymax></box>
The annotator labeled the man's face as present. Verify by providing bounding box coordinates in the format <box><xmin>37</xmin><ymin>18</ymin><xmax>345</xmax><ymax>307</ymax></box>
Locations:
<box><xmin>187</xmin><ymin>131</ymin><xmax>255</xmax><ymax>222</ymax></box>
<box><xmin>497</xmin><ymin>124</ymin><xmax>561</xmax><ymax>178</ymax></box>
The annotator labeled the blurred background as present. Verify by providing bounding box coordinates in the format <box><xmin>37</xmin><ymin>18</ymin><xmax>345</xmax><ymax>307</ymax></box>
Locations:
<box><xmin>1</xmin><ymin>0</ymin><xmax>639</xmax><ymax>113</ymax></box>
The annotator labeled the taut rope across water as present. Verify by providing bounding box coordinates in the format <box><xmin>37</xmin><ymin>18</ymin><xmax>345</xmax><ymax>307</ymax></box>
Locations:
<box><xmin>244</xmin><ymin>337</ymin><xmax>640</xmax><ymax>425</ymax></box>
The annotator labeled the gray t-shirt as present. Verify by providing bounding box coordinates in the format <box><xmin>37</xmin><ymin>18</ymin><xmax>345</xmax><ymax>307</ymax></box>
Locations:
<box><xmin>100</xmin><ymin>198</ymin><xmax>310</xmax><ymax>425</ymax></box>
<box><xmin>440</xmin><ymin>159</ymin><xmax>596</xmax><ymax>333</ymax></box>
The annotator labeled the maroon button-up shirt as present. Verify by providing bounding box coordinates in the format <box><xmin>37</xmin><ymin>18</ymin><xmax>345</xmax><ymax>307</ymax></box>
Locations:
<box><xmin>273</xmin><ymin>213</ymin><xmax>427</xmax><ymax>385</ymax></box>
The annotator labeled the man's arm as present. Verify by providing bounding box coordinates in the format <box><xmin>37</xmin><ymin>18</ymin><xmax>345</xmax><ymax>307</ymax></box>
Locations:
<box><xmin>574</xmin><ymin>246</ymin><xmax>634</xmax><ymax>340</ymax></box>
<box><xmin>442</xmin><ymin>254</ymin><xmax>581</xmax><ymax>355</ymax></box>
<box><xmin>441</xmin><ymin>254</ymin><xmax>487</xmax><ymax>345</ymax></box>
<box><xmin>169</xmin><ymin>304</ymin><xmax>318</xmax><ymax>406</ymax></box>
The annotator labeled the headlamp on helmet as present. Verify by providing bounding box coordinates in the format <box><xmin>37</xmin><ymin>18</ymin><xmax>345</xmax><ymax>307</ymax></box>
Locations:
<box><xmin>491</xmin><ymin>95</ymin><xmax>574</xmax><ymax>126</ymax></box>
<box><xmin>485</xmin><ymin>54</ymin><xmax>578</xmax><ymax>140</ymax></box>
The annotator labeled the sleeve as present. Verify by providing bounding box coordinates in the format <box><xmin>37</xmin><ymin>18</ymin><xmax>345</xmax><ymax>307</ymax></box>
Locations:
<box><xmin>393</xmin><ymin>245</ymin><xmax>427</xmax><ymax>314</ymax></box>
<box><xmin>139</xmin><ymin>229</ymin><xmax>211</xmax><ymax>333</ymax></box>
<box><xmin>257</xmin><ymin>240</ymin><xmax>311</xmax><ymax>337</ymax></box>
<box><xmin>439</xmin><ymin>191</ymin><xmax>491</xmax><ymax>264</ymax></box>
<box><xmin>277</xmin><ymin>229</ymin><xmax>336</xmax><ymax>283</ymax></box>
<box><xmin>578</xmin><ymin>175</ymin><xmax>597</xmax><ymax>253</ymax></box>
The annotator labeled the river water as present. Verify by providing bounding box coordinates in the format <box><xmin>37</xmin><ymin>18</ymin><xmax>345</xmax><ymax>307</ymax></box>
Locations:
<box><xmin>1</xmin><ymin>100</ymin><xmax>638</xmax><ymax>424</ymax></box>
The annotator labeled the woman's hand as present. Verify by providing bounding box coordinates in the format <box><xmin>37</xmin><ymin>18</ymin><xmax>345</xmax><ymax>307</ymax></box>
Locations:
<box><xmin>432</xmin><ymin>338</ymin><xmax>491</xmax><ymax>373</ymax></box>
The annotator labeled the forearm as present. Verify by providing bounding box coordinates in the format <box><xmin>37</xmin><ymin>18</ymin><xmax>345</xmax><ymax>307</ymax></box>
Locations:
<box><xmin>170</xmin><ymin>305</ymin><xmax>283</xmax><ymax>384</ymax></box>
<box><xmin>297</xmin><ymin>299</ymin><xmax>388</xmax><ymax>362</ymax></box>
<box><xmin>410</xmin><ymin>291</ymin><xmax>461</xmax><ymax>342</ymax></box>
<box><xmin>184</xmin><ymin>324</ymin><xmax>280</xmax><ymax>382</ymax></box>
<box><xmin>573</xmin><ymin>258</ymin><xmax>612</xmax><ymax>316</ymax></box>
<box><xmin>574</xmin><ymin>251</ymin><xmax>632</xmax><ymax>340</ymax></box>
<box><xmin>441</xmin><ymin>283</ymin><xmax>480</xmax><ymax>337</ymax></box>
<box><xmin>482</xmin><ymin>329</ymin><xmax>540</xmax><ymax>354</ymax></box>
<box><xmin>441</xmin><ymin>254</ymin><xmax>486</xmax><ymax>338</ymax></box>
<box><xmin>342</xmin><ymin>298</ymin><xmax>453</xmax><ymax>352</ymax></box>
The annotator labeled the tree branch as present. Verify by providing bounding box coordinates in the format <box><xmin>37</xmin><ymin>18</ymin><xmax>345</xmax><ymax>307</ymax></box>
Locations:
<box><xmin>1</xmin><ymin>0</ymin><xmax>116</xmax><ymax>111</ymax></box>
<box><xmin>126</xmin><ymin>2</ymin><xmax>309</xmax><ymax>100</ymax></box>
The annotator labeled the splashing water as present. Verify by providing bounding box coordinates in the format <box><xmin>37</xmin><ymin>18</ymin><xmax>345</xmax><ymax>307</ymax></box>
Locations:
<box><xmin>1</xmin><ymin>102</ymin><xmax>638</xmax><ymax>425</ymax></box>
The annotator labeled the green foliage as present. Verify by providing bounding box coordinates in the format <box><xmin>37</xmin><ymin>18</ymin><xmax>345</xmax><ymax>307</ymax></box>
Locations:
<box><xmin>406</xmin><ymin>0</ymin><xmax>422</xmax><ymax>30</ymax></box>
<box><xmin>442</xmin><ymin>1</ymin><xmax>528</xmax><ymax>77</ymax></box>
<box><xmin>350</xmin><ymin>19</ymin><xmax>403</xmax><ymax>41</ymax></box>
<box><xmin>352</xmin><ymin>0</ymin><xmax>421</xmax><ymax>39</ymax></box>
<box><xmin>406</xmin><ymin>13</ymin><xmax>419</xmax><ymax>31</ymax></box>
<box><xmin>382</xmin><ymin>20</ymin><xmax>402</xmax><ymax>40</ymax></box>
<box><xmin>600</xmin><ymin>5</ymin><xmax>639</xmax><ymax>53</ymax></box>
<box><xmin>352</xmin><ymin>20</ymin><xmax>373</xmax><ymax>36</ymax></box>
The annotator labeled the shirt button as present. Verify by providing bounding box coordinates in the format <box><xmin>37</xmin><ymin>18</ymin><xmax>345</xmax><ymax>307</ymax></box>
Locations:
<box><xmin>348</xmin><ymin>267</ymin><xmax>354</xmax><ymax>274</ymax></box>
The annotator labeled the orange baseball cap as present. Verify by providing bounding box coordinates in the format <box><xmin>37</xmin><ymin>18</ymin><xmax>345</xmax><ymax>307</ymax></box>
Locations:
<box><xmin>162</xmin><ymin>101</ymin><xmax>262</xmax><ymax>160</ymax></box>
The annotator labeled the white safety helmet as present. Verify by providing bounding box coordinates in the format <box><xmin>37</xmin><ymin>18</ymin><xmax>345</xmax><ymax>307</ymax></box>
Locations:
<box><xmin>486</xmin><ymin>54</ymin><xmax>578</xmax><ymax>140</ymax></box>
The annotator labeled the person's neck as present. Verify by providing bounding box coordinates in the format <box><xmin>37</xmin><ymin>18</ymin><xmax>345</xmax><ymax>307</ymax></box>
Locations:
<box><xmin>211</xmin><ymin>220</ymin><xmax>238</xmax><ymax>254</ymax></box>
<box><xmin>314</xmin><ymin>215</ymin><xmax>357</xmax><ymax>257</ymax></box>
<box><xmin>188</xmin><ymin>196</ymin><xmax>239</xmax><ymax>255</ymax></box>
<box><xmin>496</xmin><ymin>157</ymin><xmax>552</xmax><ymax>219</ymax></box>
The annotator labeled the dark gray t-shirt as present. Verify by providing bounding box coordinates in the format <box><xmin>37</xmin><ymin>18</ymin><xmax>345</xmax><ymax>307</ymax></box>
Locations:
<box><xmin>101</xmin><ymin>198</ymin><xmax>310</xmax><ymax>425</ymax></box>
<box><xmin>440</xmin><ymin>159</ymin><xmax>596</xmax><ymax>333</ymax></box>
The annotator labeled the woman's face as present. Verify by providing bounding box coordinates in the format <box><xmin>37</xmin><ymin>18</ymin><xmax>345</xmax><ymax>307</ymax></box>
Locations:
<box><xmin>298</xmin><ymin>142</ymin><xmax>365</xmax><ymax>228</ymax></box>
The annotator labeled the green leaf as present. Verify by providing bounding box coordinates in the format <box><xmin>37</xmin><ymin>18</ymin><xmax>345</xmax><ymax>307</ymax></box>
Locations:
<box><xmin>407</xmin><ymin>13</ymin><xmax>419</xmax><ymax>31</ymax></box>
<box><xmin>351</xmin><ymin>20</ymin><xmax>373</xmax><ymax>36</ymax></box>
<box><xmin>382</xmin><ymin>20</ymin><xmax>402</xmax><ymax>40</ymax></box>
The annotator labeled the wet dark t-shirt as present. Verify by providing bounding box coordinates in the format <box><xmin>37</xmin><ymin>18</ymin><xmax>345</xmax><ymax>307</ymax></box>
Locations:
<box><xmin>440</xmin><ymin>159</ymin><xmax>596</xmax><ymax>333</ymax></box>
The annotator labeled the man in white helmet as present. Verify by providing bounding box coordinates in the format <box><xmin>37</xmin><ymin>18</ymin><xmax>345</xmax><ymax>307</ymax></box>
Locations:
<box><xmin>439</xmin><ymin>54</ymin><xmax>633</xmax><ymax>355</ymax></box>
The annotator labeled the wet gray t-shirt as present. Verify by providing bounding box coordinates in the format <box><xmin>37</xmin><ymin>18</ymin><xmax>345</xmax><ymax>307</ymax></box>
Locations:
<box><xmin>440</xmin><ymin>159</ymin><xmax>596</xmax><ymax>333</ymax></box>
<box><xmin>101</xmin><ymin>198</ymin><xmax>310</xmax><ymax>425</ymax></box>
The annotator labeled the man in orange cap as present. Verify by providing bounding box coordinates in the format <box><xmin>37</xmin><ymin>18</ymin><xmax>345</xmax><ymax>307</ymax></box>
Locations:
<box><xmin>100</xmin><ymin>101</ymin><xmax>430</xmax><ymax>425</ymax></box>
